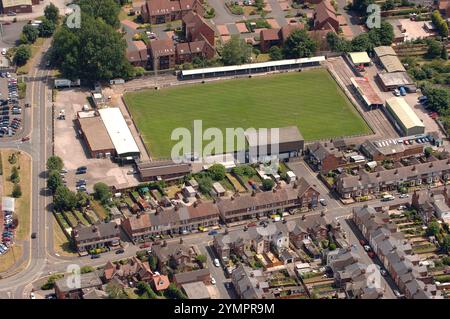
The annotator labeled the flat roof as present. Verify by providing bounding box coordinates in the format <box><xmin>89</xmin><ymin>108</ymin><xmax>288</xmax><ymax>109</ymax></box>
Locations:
<box><xmin>2</xmin><ymin>197</ymin><xmax>15</xmax><ymax>212</ymax></box>
<box><xmin>350</xmin><ymin>77</ymin><xmax>383</xmax><ymax>106</ymax></box>
<box><xmin>98</xmin><ymin>108</ymin><xmax>140</xmax><ymax>156</ymax></box>
<box><xmin>386</xmin><ymin>97</ymin><xmax>424</xmax><ymax>130</ymax></box>
<box><xmin>348</xmin><ymin>52</ymin><xmax>371</xmax><ymax>64</ymax></box>
<box><xmin>379</xmin><ymin>55</ymin><xmax>406</xmax><ymax>73</ymax></box>
<box><xmin>181</xmin><ymin>282</ymin><xmax>210</xmax><ymax>299</ymax></box>
<box><xmin>181</xmin><ymin>56</ymin><xmax>325</xmax><ymax>76</ymax></box>
<box><xmin>78</xmin><ymin>116</ymin><xmax>114</xmax><ymax>152</ymax></box>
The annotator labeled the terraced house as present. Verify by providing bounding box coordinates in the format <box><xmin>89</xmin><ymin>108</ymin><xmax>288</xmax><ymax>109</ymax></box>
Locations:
<box><xmin>336</xmin><ymin>158</ymin><xmax>450</xmax><ymax>199</ymax></box>
<box><xmin>216</xmin><ymin>178</ymin><xmax>319</xmax><ymax>223</ymax></box>
<box><xmin>353</xmin><ymin>206</ymin><xmax>443</xmax><ymax>299</ymax></box>
<box><xmin>121</xmin><ymin>201</ymin><xmax>219</xmax><ymax>242</ymax></box>
<box><xmin>71</xmin><ymin>222</ymin><xmax>121</xmax><ymax>254</ymax></box>
<box><xmin>141</xmin><ymin>0</ymin><xmax>204</xmax><ymax>24</ymax></box>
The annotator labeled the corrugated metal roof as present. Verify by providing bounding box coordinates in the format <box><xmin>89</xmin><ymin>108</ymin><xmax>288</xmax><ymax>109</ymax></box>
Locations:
<box><xmin>373</xmin><ymin>46</ymin><xmax>396</xmax><ymax>57</ymax></box>
<box><xmin>379</xmin><ymin>55</ymin><xmax>405</xmax><ymax>72</ymax></box>
<box><xmin>98</xmin><ymin>108</ymin><xmax>140</xmax><ymax>156</ymax></box>
<box><xmin>386</xmin><ymin>97</ymin><xmax>424</xmax><ymax>131</ymax></box>
<box><xmin>181</xmin><ymin>56</ymin><xmax>325</xmax><ymax>76</ymax></box>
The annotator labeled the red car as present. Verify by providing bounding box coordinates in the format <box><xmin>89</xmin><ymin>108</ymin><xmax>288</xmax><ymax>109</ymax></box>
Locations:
<box><xmin>359</xmin><ymin>239</ymin><xmax>366</xmax><ymax>246</ymax></box>
<box><xmin>368</xmin><ymin>251</ymin><xmax>375</xmax><ymax>258</ymax></box>
<box><xmin>139</xmin><ymin>243</ymin><xmax>150</xmax><ymax>249</ymax></box>
<box><xmin>247</xmin><ymin>222</ymin><xmax>257</xmax><ymax>228</ymax></box>
<box><xmin>21</xmin><ymin>136</ymin><xmax>30</xmax><ymax>142</ymax></box>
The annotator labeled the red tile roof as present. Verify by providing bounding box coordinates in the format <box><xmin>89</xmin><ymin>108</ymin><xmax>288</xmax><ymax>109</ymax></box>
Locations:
<box><xmin>150</xmin><ymin>39</ymin><xmax>176</xmax><ymax>57</ymax></box>
<box><xmin>260</xmin><ymin>28</ymin><xmax>280</xmax><ymax>41</ymax></box>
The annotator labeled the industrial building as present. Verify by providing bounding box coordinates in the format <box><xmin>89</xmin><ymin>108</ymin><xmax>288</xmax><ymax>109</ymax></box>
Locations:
<box><xmin>245</xmin><ymin>126</ymin><xmax>304</xmax><ymax>162</ymax></box>
<box><xmin>376</xmin><ymin>72</ymin><xmax>414</xmax><ymax>92</ymax></box>
<box><xmin>137</xmin><ymin>160</ymin><xmax>192</xmax><ymax>183</ymax></box>
<box><xmin>350</xmin><ymin>77</ymin><xmax>383</xmax><ymax>109</ymax></box>
<box><xmin>378</xmin><ymin>55</ymin><xmax>406</xmax><ymax>73</ymax></box>
<box><xmin>385</xmin><ymin>97</ymin><xmax>425</xmax><ymax>136</ymax></box>
<box><xmin>97</xmin><ymin>108</ymin><xmax>141</xmax><ymax>160</ymax></box>
<box><xmin>76</xmin><ymin>116</ymin><xmax>115</xmax><ymax>158</ymax></box>
<box><xmin>0</xmin><ymin>0</ymin><xmax>37</xmax><ymax>14</ymax></box>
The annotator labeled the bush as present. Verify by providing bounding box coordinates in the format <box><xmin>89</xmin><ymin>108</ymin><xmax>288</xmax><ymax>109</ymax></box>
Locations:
<box><xmin>208</xmin><ymin>164</ymin><xmax>226</xmax><ymax>181</ymax></box>
<box><xmin>81</xmin><ymin>266</ymin><xmax>95</xmax><ymax>274</ymax></box>
<box><xmin>12</xmin><ymin>184</ymin><xmax>22</xmax><ymax>198</ymax></box>
<box><xmin>262</xmin><ymin>178</ymin><xmax>275</xmax><ymax>191</ymax></box>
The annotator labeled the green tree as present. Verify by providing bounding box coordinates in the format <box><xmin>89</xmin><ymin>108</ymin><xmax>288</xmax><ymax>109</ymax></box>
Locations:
<box><xmin>351</xmin><ymin>33</ymin><xmax>372</xmax><ymax>52</ymax></box>
<box><xmin>136</xmin><ymin>281</ymin><xmax>158</xmax><ymax>299</ymax></box>
<box><xmin>44</xmin><ymin>2</ymin><xmax>60</xmax><ymax>24</ymax></box>
<box><xmin>13</xmin><ymin>44</ymin><xmax>32</xmax><ymax>66</ymax></box>
<box><xmin>47</xmin><ymin>170</ymin><xmax>63</xmax><ymax>193</ymax></box>
<box><xmin>53</xmin><ymin>186</ymin><xmax>77</xmax><ymax>211</ymax></box>
<box><xmin>76</xmin><ymin>191</ymin><xmax>90</xmax><ymax>207</ymax></box>
<box><xmin>164</xmin><ymin>283</ymin><xmax>187</xmax><ymax>299</ymax></box>
<box><xmin>77</xmin><ymin>0</ymin><xmax>121</xmax><ymax>28</ymax></box>
<box><xmin>441</xmin><ymin>45</ymin><xmax>448</xmax><ymax>60</ymax></box>
<box><xmin>283</xmin><ymin>29</ymin><xmax>317</xmax><ymax>59</ymax></box>
<box><xmin>10</xmin><ymin>166</ymin><xmax>19</xmax><ymax>184</ymax></box>
<box><xmin>148</xmin><ymin>255</ymin><xmax>158</xmax><ymax>271</ymax></box>
<box><xmin>382</xmin><ymin>0</ymin><xmax>395</xmax><ymax>10</ymax></box>
<box><xmin>50</xmin><ymin>14</ymin><xmax>133</xmax><ymax>82</ymax></box>
<box><xmin>80</xmin><ymin>266</ymin><xmax>95</xmax><ymax>274</ymax></box>
<box><xmin>195</xmin><ymin>254</ymin><xmax>207</xmax><ymax>264</ymax></box>
<box><xmin>22</xmin><ymin>24</ymin><xmax>39</xmax><ymax>44</ymax></box>
<box><xmin>39</xmin><ymin>18</ymin><xmax>56</xmax><ymax>37</ymax></box>
<box><xmin>350</xmin><ymin>0</ymin><xmax>374</xmax><ymax>15</ymax></box>
<box><xmin>421</xmin><ymin>84</ymin><xmax>449</xmax><ymax>113</ymax></box>
<box><xmin>426</xmin><ymin>221</ymin><xmax>441</xmax><ymax>237</ymax></box>
<box><xmin>12</xmin><ymin>184</ymin><xmax>22</xmax><ymax>198</ymax></box>
<box><xmin>269</xmin><ymin>46</ymin><xmax>283</xmax><ymax>60</ymax></box>
<box><xmin>427</xmin><ymin>39</ymin><xmax>442</xmax><ymax>59</ymax></box>
<box><xmin>376</xmin><ymin>21</ymin><xmax>394</xmax><ymax>46</ymax></box>
<box><xmin>424</xmin><ymin>147</ymin><xmax>433</xmax><ymax>158</ymax></box>
<box><xmin>93</xmin><ymin>182</ymin><xmax>111</xmax><ymax>204</ymax></box>
<box><xmin>208</xmin><ymin>164</ymin><xmax>226</xmax><ymax>181</ymax></box>
<box><xmin>220</xmin><ymin>35</ymin><xmax>251</xmax><ymax>65</ymax></box>
<box><xmin>431</xmin><ymin>10</ymin><xmax>449</xmax><ymax>38</ymax></box>
<box><xmin>262</xmin><ymin>178</ymin><xmax>275</xmax><ymax>191</ymax></box>
<box><xmin>47</xmin><ymin>155</ymin><xmax>64</xmax><ymax>171</ymax></box>
<box><xmin>441</xmin><ymin>235</ymin><xmax>450</xmax><ymax>254</ymax></box>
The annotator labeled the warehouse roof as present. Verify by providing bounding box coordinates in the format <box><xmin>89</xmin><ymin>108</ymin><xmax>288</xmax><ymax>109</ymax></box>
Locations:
<box><xmin>98</xmin><ymin>108</ymin><xmax>140</xmax><ymax>156</ymax></box>
<box><xmin>386</xmin><ymin>97</ymin><xmax>424</xmax><ymax>130</ymax></box>
<box><xmin>245</xmin><ymin>126</ymin><xmax>303</xmax><ymax>147</ymax></box>
<box><xmin>78</xmin><ymin>117</ymin><xmax>114</xmax><ymax>152</ymax></box>
<box><xmin>373</xmin><ymin>46</ymin><xmax>397</xmax><ymax>57</ymax></box>
<box><xmin>377</xmin><ymin>72</ymin><xmax>413</xmax><ymax>87</ymax></box>
<box><xmin>379</xmin><ymin>55</ymin><xmax>405</xmax><ymax>72</ymax></box>
<box><xmin>348</xmin><ymin>52</ymin><xmax>371</xmax><ymax>65</ymax></box>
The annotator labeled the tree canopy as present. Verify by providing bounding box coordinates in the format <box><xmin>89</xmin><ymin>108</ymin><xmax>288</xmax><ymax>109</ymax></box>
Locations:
<box><xmin>53</xmin><ymin>186</ymin><xmax>78</xmax><ymax>211</ymax></box>
<box><xmin>13</xmin><ymin>45</ymin><xmax>31</xmax><ymax>66</ymax></box>
<box><xmin>39</xmin><ymin>18</ymin><xmax>56</xmax><ymax>38</ymax></box>
<box><xmin>47</xmin><ymin>170</ymin><xmax>63</xmax><ymax>194</ymax></box>
<box><xmin>208</xmin><ymin>164</ymin><xmax>226</xmax><ymax>181</ymax></box>
<box><xmin>44</xmin><ymin>3</ymin><xmax>60</xmax><ymax>24</ymax></box>
<box><xmin>50</xmin><ymin>13</ymin><xmax>133</xmax><ymax>82</ymax></box>
<box><xmin>220</xmin><ymin>35</ymin><xmax>251</xmax><ymax>66</ymax></box>
<box><xmin>22</xmin><ymin>24</ymin><xmax>39</xmax><ymax>44</ymax></box>
<box><xmin>47</xmin><ymin>156</ymin><xmax>64</xmax><ymax>171</ymax></box>
<box><xmin>283</xmin><ymin>29</ymin><xmax>317</xmax><ymax>59</ymax></box>
<box><xmin>76</xmin><ymin>0</ymin><xmax>121</xmax><ymax>28</ymax></box>
<box><xmin>93</xmin><ymin>182</ymin><xmax>112</xmax><ymax>204</ymax></box>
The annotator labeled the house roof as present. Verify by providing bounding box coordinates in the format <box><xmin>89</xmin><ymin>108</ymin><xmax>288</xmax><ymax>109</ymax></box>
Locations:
<box><xmin>72</xmin><ymin>222</ymin><xmax>120</xmax><ymax>242</ymax></box>
<box><xmin>150</xmin><ymin>39</ymin><xmax>176</xmax><ymax>57</ymax></box>
<box><xmin>152</xmin><ymin>274</ymin><xmax>170</xmax><ymax>291</ymax></box>
<box><xmin>314</xmin><ymin>0</ymin><xmax>338</xmax><ymax>26</ymax></box>
<box><xmin>2</xmin><ymin>0</ymin><xmax>32</xmax><ymax>8</ymax></box>
<box><xmin>377</xmin><ymin>72</ymin><xmax>413</xmax><ymax>87</ymax></box>
<box><xmin>176</xmin><ymin>42</ymin><xmax>191</xmax><ymax>55</ymax></box>
<box><xmin>55</xmin><ymin>272</ymin><xmax>102</xmax><ymax>293</ymax></box>
<box><xmin>173</xmin><ymin>268</ymin><xmax>210</xmax><ymax>285</ymax></box>
<box><xmin>280</xmin><ymin>23</ymin><xmax>304</xmax><ymax>41</ymax></box>
<box><xmin>260</xmin><ymin>28</ymin><xmax>280</xmax><ymax>41</ymax></box>
<box><xmin>146</xmin><ymin>0</ymin><xmax>181</xmax><ymax>15</ymax></box>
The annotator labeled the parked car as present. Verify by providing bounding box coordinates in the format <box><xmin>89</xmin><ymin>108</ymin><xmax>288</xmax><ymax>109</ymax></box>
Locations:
<box><xmin>91</xmin><ymin>254</ymin><xmax>100</xmax><ymax>259</ymax></box>
<box><xmin>380</xmin><ymin>268</ymin><xmax>387</xmax><ymax>276</ymax></box>
<box><xmin>211</xmin><ymin>277</ymin><xmax>216</xmax><ymax>285</ymax></box>
<box><xmin>393</xmin><ymin>89</ymin><xmax>400</xmax><ymax>96</ymax></box>
<box><xmin>31</xmin><ymin>232</ymin><xmax>36</xmax><ymax>239</ymax></box>
<box><xmin>399</xmin><ymin>194</ymin><xmax>409</xmax><ymax>199</ymax></box>
<box><xmin>319</xmin><ymin>198</ymin><xmax>327</xmax><ymax>206</ymax></box>
<box><xmin>214</xmin><ymin>258</ymin><xmax>220</xmax><ymax>267</ymax></box>
<box><xmin>399</xmin><ymin>86</ymin><xmax>406</xmax><ymax>96</ymax></box>
<box><xmin>115</xmin><ymin>249</ymin><xmax>125</xmax><ymax>254</ymax></box>
<box><xmin>364</xmin><ymin>245</ymin><xmax>371</xmax><ymax>252</ymax></box>
<box><xmin>208</xmin><ymin>230</ymin><xmax>218</xmax><ymax>236</ymax></box>
<box><xmin>368</xmin><ymin>251</ymin><xmax>375</xmax><ymax>258</ymax></box>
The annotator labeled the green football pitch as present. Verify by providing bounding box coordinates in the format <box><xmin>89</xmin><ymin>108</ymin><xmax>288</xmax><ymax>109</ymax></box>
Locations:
<box><xmin>124</xmin><ymin>69</ymin><xmax>371</xmax><ymax>158</ymax></box>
